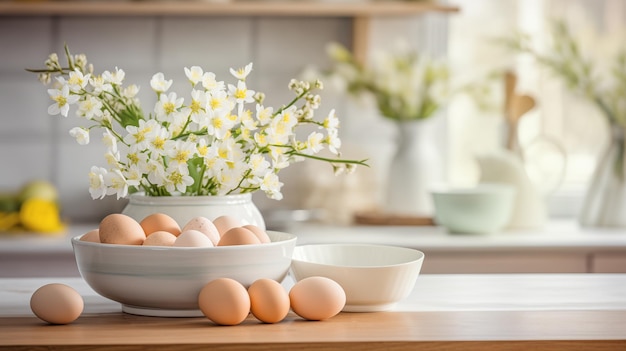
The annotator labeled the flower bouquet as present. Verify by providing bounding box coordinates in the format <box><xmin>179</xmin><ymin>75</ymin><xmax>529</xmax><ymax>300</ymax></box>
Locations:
<box><xmin>325</xmin><ymin>42</ymin><xmax>450</xmax><ymax>121</ymax></box>
<box><xmin>28</xmin><ymin>45</ymin><xmax>367</xmax><ymax>202</ymax></box>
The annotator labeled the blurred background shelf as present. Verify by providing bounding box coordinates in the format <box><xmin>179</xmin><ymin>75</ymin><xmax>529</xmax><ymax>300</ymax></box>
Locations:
<box><xmin>0</xmin><ymin>0</ymin><xmax>458</xmax><ymax>63</ymax></box>
<box><xmin>0</xmin><ymin>1</ymin><xmax>459</xmax><ymax>17</ymax></box>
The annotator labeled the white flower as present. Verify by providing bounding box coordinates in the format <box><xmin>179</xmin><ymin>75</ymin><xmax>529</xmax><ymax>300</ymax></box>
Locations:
<box><xmin>123</xmin><ymin>84</ymin><xmax>140</xmax><ymax>99</ymax></box>
<box><xmin>67</xmin><ymin>69</ymin><xmax>90</xmax><ymax>92</ymax></box>
<box><xmin>184</xmin><ymin>66</ymin><xmax>204</xmax><ymax>86</ymax></box>
<box><xmin>102</xmin><ymin>67</ymin><xmax>125</xmax><ymax>85</ymax></box>
<box><xmin>150</xmin><ymin>72</ymin><xmax>173</xmax><ymax>93</ymax></box>
<box><xmin>104</xmin><ymin>169</ymin><xmax>128</xmax><ymax>199</ymax></box>
<box><xmin>165</xmin><ymin>140</ymin><xmax>197</xmax><ymax>170</ymax></box>
<box><xmin>201</xmin><ymin>72</ymin><xmax>225</xmax><ymax>92</ymax></box>
<box><xmin>302</xmin><ymin>132</ymin><xmax>324</xmax><ymax>155</ymax></box>
<box><xmin>323</xmin><ymin>109</ymin><xmax>340</xmax><ymax>132</ymax></box>
<box><xmin>259</xmin><ymin>172</ymin><xmax>283</xmax><ymax>200</ymax></box>
<box><xmin>154</xmin><ymin>92</ymin><xmax>184</xmax><ymax>122</ymax></box>
<box><xmin>88</xmin><ymin>166</ymin><xmax>108</xmax><ymax>199</ymax></box>
<box><xmin>47</xmin><ymin>84</ymin><xmax>79</xmax><ymax>117</ymax></box>
<box><xmin>102</xmin><ymin>129</ymin><xmax>118</xmax><ymax>153</ymax></box>
<box><xmin>89</xmin><ymin>75</ymin><xmax>113</xmax><ymax>94</ymax></box>
<box><xmin>230</xmin><ymin>62</ymin><xmax>253</xmax><ymax>81</ymax></box>
<box><xmin>248</xmin><ymin>154</ymin><xmax>270</xmax><ymax>177</ymax></box>
<box><xmin>327</xmin><ymin>129</ymin><xmax>342</xmax><ymax>155</ymax></box>
<box><xmin>255</xmin><ymin>104</ymin><xmax>273</xmax><ymax>126</ymax></box>
<box><xmin>164</xmin><ymin>166</ymin><xmax>194</xmax><ymax>193</ymax></box>
<box><xmin>77</xmin><ymin>95</ymin><xmax>103</xmax><ymax>120</ymax></box>
<box><xmin>186</xmin><ymin>89</ymin><xmax>208</xmax><ymax>123</ymax></box>
<box><xmin>229</xmin><ymin>80</ymin><xmax>255</xmax><ymax>104</ymax></box>
<box><xmin>124</xmin><ymin>119</ymin><xmax>160</xmax><ymax>150</ymax></box>
<box><xmin>69</xmin><ymin>127</ymin><xmax>90</xmax><ymax>145</ymax></box>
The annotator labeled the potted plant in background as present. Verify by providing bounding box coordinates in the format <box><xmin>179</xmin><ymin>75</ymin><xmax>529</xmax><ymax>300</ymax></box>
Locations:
<box><xmin>499</xmin><ymin>20</ymin><xmax>626</xmax><ymax>227</ymax></box>
<box><xmin>325</xmin><ymin>42</ymin><xmax>449</xmax><ymax>217</ymax></box>
<box><xmin>28</xmin><ymin>45</ymin><xmax>367</xmax><ymax>228</ymax></box>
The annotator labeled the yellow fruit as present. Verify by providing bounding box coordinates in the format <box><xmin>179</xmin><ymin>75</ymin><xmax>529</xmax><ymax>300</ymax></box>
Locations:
<box><xmin>19</xmin><ymin>198</ymin><xmax>65</xmax><ymax>233</ymax></box>
<box><xmin>0</xmin><ymin>212</ymin><xmax>20</xmax><ymax>231</ymax></box>
<box><xmin>18</xmin><ymin>180</ymin><xmax>58</xmax><ymax>203</ymax></box>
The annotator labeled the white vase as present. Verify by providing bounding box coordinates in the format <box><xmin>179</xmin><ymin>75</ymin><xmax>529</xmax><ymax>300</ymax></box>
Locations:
<box><xmin>579</xmin><ymin>126</ymin><xmax>626</xmax><ymax>227</ymax></box>
<box><xmin>121</xmin><ymin>193</ymin><xmax>266</xmax><ymax>230</ymax></box>
<box><xmin>386</xmin><ymin>119</ymin><xmax>443</xmax><ymax>216</ymax></box>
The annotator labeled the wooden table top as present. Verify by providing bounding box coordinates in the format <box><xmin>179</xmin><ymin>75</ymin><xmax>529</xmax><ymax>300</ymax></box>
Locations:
<box><xmin>1</xmin><ymin>274</ymin><xmax>625</xmax><ymax>350</ymax></box>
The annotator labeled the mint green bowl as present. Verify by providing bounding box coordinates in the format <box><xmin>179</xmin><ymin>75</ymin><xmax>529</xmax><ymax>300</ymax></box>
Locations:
<box><xmin>431</xmin><ymin>184</ymin><xmax>516</xmax><ymax>234</ymax></box>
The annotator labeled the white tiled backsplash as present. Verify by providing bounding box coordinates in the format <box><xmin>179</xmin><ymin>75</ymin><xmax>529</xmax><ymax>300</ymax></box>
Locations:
<box><xmin>0</xmin><ymin>15</ymin><xmax>447</xmax><ymax>223</ymax></box>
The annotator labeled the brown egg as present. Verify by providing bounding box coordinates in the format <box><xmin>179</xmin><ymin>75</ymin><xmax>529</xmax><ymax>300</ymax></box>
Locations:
<box><xmin>212</xmin><ymin>215</ymin><xmax>242</xmax><ymax>236</ymax></box>
<box><xmin>142</xmin><ymin>230</ymin><xmax>177</xmax><ymax>246</ymax></box>
<box><xmin>174</xmin><ymin>230</ymin><xmax>214</xmax><ymax>247</ymax></box>
<box><xmin>289</xmin><ymin>276</ymin><xmax>346</xmax><ymax>321</ymax></box>
<box><xmin>30</xmin><ymin>283</ymin><xmax>84</xmax><ymax>324</ymax></box>
<box><xmin>99</xmin><ymin>213</ymin><xmax>146</xmax><ymax>245</ymax></box>
<box><xmin>140</xmin><ymin>213</ymin><xmax>181</xmax><ymax>237</ymax></box>
<box><xmin>79</xmin><ymin>229</ymin><xmax>100</xmax><ymax>243</ymax></box>
<box><xmin>218</xmin><ymin>227</ymin><xmax>261</xmax><ymax>246</ymax></box>
<box><xmin>243</xmin><ymin>225</ymin><xmax>271</xmax><ymax>243</ymax></box>
<box><xmin>198</xmin><ymin>278</ymin><xmax>250</xmax><ymax>326</ymax></box>
<box><xmin>182</xmin><ymin>217</ymin><xmax>220</xmax><ymax>245</ymax></box>
<box><xmin>248</xmin><ymin>279</ymin><xmax>290</xmax><ymax>324</ymax></box>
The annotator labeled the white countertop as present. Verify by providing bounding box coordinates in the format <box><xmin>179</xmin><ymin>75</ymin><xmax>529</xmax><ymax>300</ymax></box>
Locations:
<box><xmin>2</xmin><ymin>220</ymin><xmax>626</xmax><ymax>255</ymax></box>
<box><xmin>3</xmin><ymin>274</ymin><xmax>626</xmax><ymax>317</ymax></box>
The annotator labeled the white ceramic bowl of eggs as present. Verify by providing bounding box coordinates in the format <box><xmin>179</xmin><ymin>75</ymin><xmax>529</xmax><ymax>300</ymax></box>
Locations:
<box><xmin>72</xmin><ymin>213</ymin><xmax>297</xmax><ymax>317</ymax></box>
<box><xmin>290</xmin><ymin>244</ymin><xmax>424</xmax><ymax>312</ymax></box>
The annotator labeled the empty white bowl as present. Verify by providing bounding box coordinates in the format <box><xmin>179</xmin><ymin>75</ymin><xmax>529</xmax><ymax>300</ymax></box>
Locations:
<box><xmin>431</xmin><ymin>183</ymin><xmax>516</xmax><ymax>234</ymax></box>
<box><xmin>72</xmin><ymin>231</ymin><xmax>296</xmax><ymax>317</ymax></box>
<box><xmin>290</xmin><ymin>244</ymin><xmax>424</xmax><ymax>312</ymax></box>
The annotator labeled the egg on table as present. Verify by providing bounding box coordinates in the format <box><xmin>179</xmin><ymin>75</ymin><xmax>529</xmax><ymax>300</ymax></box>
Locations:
<box><xmin>289</xmin><ymin>276</ymin><xmax>346</xmax><ymax>321</ymax></box>
<box><xmin>30</xmin><ymin>283</ymin><xmax>84</xmax><ymax>324</ymax></box>
<box><xmin>248</xmin><ymin>278</ymin><xmax>290</xmax><ymax>324</ymax></box>
<box><xmin>198</xmin><ymin>278</ymin><xmax>250</xmax><ymax>326</ymax></box>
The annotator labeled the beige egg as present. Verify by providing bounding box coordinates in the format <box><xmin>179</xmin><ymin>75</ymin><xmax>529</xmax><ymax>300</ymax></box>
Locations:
<box><xmin>243</xmin><ymin>225</ymin><xmax>271</xmax><ymax>243</ymax></box>
<box><xmin>198</xmin><ymin>278</ymin><xmax>250</xmax><ymax>326</ymax></box>
<box><xmin>289</xmin><ymin>276</ymin><xmax>346</xmax><ymax>321</ymax></box>
<box><xmin>218</xmin><ymin>227</ymin><xmax>261</xmax><ymax>246</ymax></box>
<box><xmin>143</xmin><ymin>230</ymin><xmax>177</xmax><ymax>246</ymax></box>
<box><xmin>140</xmin><ymin>213</ymin><xmax>181</xmax><ymax>237</ymax></box>
<box><xmin>212</xmin><ymin>215</ymin><xmax>242</xmax><ymax>236</ymax></box>
<box><xmin>174</xmin><ymin>229</ymin><xmax>214</xmax><ymax>247</ymax></box>
<box><xmin>248</xmin><ymin>278</ymin><xmax>290</xmax><ymax>324</ymax></box>
<box><xmin>99</xmin><ymin>213</ymin><xmax>146</xmax><ymax>245</ymax></box>
<box><xmin>30</xmin><ymin>283</ymin><xmax>84</xmax><ymax>324</ymax></box>
<box><xmin>182</xmin><ymin>217</ymin><xmax>220</xmax><ymax>245</ymax></box>
<box><xmin>79</xmin><ymin>229</ymin><xmax>100</xmax><ymax>243</ymax></box>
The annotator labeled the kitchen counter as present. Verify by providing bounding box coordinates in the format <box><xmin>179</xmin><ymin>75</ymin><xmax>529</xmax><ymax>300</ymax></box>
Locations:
<box><xmin>2</xmin><ymin>220</ymin><xmax>626</xmax><ymax>276</ymax></box>
<box><xmin>1</xmin><ymin>274</ymin><xmax>625</xmax><ymax>350</ymax></box>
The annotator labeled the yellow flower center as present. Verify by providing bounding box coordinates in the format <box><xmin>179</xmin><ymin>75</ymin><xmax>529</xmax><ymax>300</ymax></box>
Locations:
<box><xmin>168</xmin><ymin>171</ymin><xmax>184</xmax><ymax>184</ymax></box>
<box><xmin>54</xmin><ymin>95</ymin><xmax>67</xmax><ymax>107</ymax></box>
<box><xmin>190</xmin><ymin>99</ymin><xmax>202</xmax><ymax>114</ymax></box>
<box><xmin>127</xmin><ymin>152</ymin><xmax>139</xmax><ymax>165</ymax></box>
<box><xmin>163</xmin><ymin>102</ymin><xmax>176</xmax><ymax>114</ymax></box>
<box><xmin>235</xmin><ymin>88</ymin><xmax>247</xmax><ymax>100</ymax></box>
<box><xmin>174</xmin><ymin>150</ymin><xmax>191</xmax><ymax>163</ymax></box>
<box><xmin>152</xmin><ymin>137</ymin><xmax>165</xmax><ymax>150</ymax></box>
